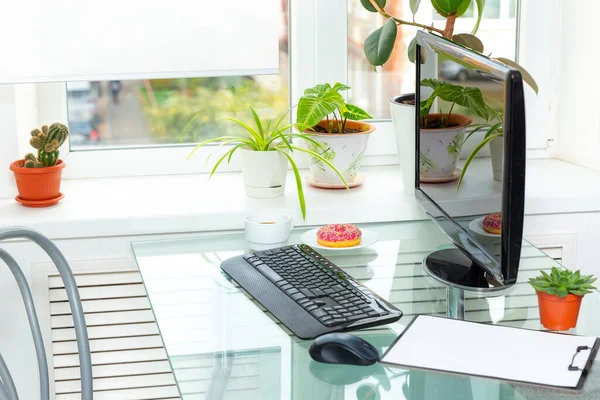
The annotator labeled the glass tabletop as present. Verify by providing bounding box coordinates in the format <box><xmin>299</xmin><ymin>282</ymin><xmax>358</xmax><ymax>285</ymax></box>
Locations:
<box><xmin>131</xmin><ymin>220</ymin><xmax>600</xmax><ymax>400</ymax></box>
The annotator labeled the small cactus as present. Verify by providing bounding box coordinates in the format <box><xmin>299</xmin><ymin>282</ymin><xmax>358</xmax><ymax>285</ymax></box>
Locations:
<box><xmin>23</xmin><ymin>123</ymin><xmax>69</xmax><ymax>168</ymax></box>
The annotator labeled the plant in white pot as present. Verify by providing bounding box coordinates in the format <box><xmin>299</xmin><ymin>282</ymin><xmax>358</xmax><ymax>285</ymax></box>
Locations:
<box><xmin>296</xmin><ymin>83</ymin><xmax>374</xmax><ymax>186</ymax></box>
<box><xmin>418</xmin><ymin>79</ymin><xmax>489</xmax><ymax>181</ymax></box>
<box><xmin>359</xmin><ymin>0</ymin><xmax>537</xmax><ymax>190</ymax></box>
<box><xmin>187</xmin><ymin>106</ymin><xmax>346</xmax><ymax>219</ymax></box>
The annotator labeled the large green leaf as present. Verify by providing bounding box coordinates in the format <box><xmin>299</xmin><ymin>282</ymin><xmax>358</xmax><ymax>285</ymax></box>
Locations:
<box><xmin>420</xmin><ymin>79</ymin><xmax>489</xmax><ymax>119</ymax></box>
<box><xmin>408</xmin><ymin>36</ymin><xmax>427</xmax><ymax>64</ymax></box>
<box><xmin>332</xmin><ymin>82</ymin><xmax>351</xmax><ymax>93</ymax></box>
<box><xmin>296</xmin><ymin>88</ymin><xmax>345</xmax><ymax>128</ymax></box>
<box><xmin>472</xmin><ymin>0</ymin><xmax>486</xmax><ymax>33</ymax></box>
<box><xmin>341</xmin><ymin>104</ymin><xmax>373</xmax><ymax>121</ymax></box>
<box><xmin>452</xmin><ymin>33</ymin><xmax>484</xmax><ymax>53</ymax></box>
<box><xmin>494</xmin><ymin>57</ymin><xmax>539</xmax><ymax>94</ymax></box>
<box><xmin>364</xmin><ymin>19</ymin><xmax>397</xmax><ymax>67</ymax></box>
<box><xmin>360</xmin><ymin>0</ymin><xmax>386</xmax><ymax>13</ymax></box>
<box><xmin>409</xmin><ymin>0</ymin><xmax>421</xmax><ymax>16</ymax></box>
<box><xmin>431</xmin><ymin>0</ymin><xmax>466</xmax><ymax>15</ymax></box>
<box><xmin>455</xmin><ymin>0</ymin><xmax>472</xmax><ymax>17</ymax></box>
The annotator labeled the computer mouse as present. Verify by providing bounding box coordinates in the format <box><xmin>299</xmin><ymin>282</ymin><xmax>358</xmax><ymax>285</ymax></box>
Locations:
<box><xmin>309</xmin><ymin>332</ymin><xmax>380</xmax><ymax>366</ymax></box>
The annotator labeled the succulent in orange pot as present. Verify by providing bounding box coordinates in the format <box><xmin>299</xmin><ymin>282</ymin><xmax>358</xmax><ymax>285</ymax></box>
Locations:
<box><xmin>10</xmin><ymin>123</ymin><xmax>69</xmax><ymax>207</ymax></box>
<box><xmin>529</xmin><ymin>267</ymin><xmax>597</xmax><ymax>331</ymax></box>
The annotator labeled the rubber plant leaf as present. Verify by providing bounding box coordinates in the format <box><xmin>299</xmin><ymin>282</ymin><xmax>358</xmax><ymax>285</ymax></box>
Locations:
<box><xmin>456</xmin><ymin>0</ymin><xmax>473</xmax><ymax>17</ymax></box>
<box><xmin>408</xmin><ymin>36</ymin><xmax>427</xmax><ymax>64</ymax></box>
<box><xmin>364</xmin><ymin>19</ymin><xmax>397</xmax><ymax>67</ymax></box>
<box><xmin>452</xmin><ymin>33</ymin><xmax>484</xmax><ymax>53</ymax></box>
<box><xmin>409</xmin><ymin>0</ymin><xmax>421</xmax><ymax>16</ymax></box>
<box><xmin>494</xmin><ymin>57</ymin><xmax>539</xmax><ymax>94</ymax></box>
<box><xmin>360</xmin><ymin>0</ymin><xmax>386</xmax><ymax>13</ymax></box>
<box><xmin>340</xmin><ymin>104</ymin><xmax>373</xmax><ymax>121</ymax></box>
<box><xmin>472</xmin><ymin>0</ymin><xmax>486</xmax><ymax>34</ymax></box>
<box><xmin>431</xmin><ymin>0</ymin><xmax>466</xmax><ymax>15</ymax></box>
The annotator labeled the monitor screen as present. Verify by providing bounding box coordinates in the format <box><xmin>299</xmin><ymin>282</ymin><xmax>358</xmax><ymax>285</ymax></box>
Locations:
<box><xmin>415</xmin><ymin>32</ymin><xmax>526</xmax><ymax>287</ymax></box>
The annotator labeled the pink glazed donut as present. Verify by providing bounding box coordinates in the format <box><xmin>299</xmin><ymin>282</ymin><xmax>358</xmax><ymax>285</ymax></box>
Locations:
<box><xmin>317</xmin><ymin>224</ymin><xmax>362</xmax><ymax>248</ymax></box>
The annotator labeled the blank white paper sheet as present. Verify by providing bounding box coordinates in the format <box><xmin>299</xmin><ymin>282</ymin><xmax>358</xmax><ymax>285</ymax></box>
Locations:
<box><xmin>381</xmin><ymin>315</ymin><xmax>597</xmax><ymax>389</ymax></box>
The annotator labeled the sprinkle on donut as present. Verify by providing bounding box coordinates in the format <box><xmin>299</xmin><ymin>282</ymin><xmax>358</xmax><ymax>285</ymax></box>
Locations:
<box><xmin>482</xmin><ymin>212</ymin><xmax>501</xmax><ymax>235</ymax></box>
<box><xmin>317</xmin><ymin>224</ymin><xmax>362</xmax><ymax>248</ymax></box>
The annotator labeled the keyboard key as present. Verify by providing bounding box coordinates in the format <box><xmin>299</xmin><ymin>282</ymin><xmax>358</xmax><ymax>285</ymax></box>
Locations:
<box><xmin>366</xmin><ymin>311</ymin><xmax>378</xmax><ymax>317</ymax></box>
<box><xmin>341</xmin><ymin>312</ymin><xmax>352</xmax><ymax>317</ymax></box>
<box><xmin>290</xmin><ymin>293</ymin><xmax>305</xmax><ymax>301</ymax></box>
<box><xmin>347</xmin><ymin>314</ymin><xmax>366</xmax><ymax>322</ymax></box>
<box><xmin>325</xmin><ymin>318</ymin><xmax>348</xmax><ymax>326</ymax></box>
<box><xmin>306</xmin><ymin>304</ymin><xmax>319</xmax><ymax>311</ymax></box>
<box><xmin>254</xmin><ymin>263</ymin><xmax>284</xmax><ymax>283</ymax></box>
<box><xmin>319</xmin><ymin>315</ymin><xmax>333</xmax><ymax>322</ymax></box>
<box><xmin>286</xmin><ymin>288</ymin><xmax>300</xmax><ymax>296</ymax></box>
<box><xmin>313</xmin><ymin>299</ymin><xmax>326</xmax><ymax>306</ymax></box>
<box><xmin>310</xmin><ymin>308</ymin><xmax>327</xmax><ymax>319</ymax></box>
<box><xmin>299</xmin><ymin>288</ymin><xmax>316</xmax><ymax>298</ymax></box>
<box><xmin>312</xmin><ymin>288</ymin><xmax>326</xmax><ymax>297</ymax></box>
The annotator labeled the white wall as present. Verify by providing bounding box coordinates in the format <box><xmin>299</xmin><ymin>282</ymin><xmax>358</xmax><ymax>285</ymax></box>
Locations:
<box><xmin>552</xmin><ymin>1</ymin><xmax>600</xmax><ymax>170</ymax></box>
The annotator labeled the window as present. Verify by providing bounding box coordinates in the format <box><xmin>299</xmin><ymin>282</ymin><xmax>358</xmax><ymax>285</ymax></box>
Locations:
<box><xmin>67</xmin><ymin>7</ymin><xmax>289</xmax><ymax>151</ymax></box>
<box><xmin>21</xmin><ymin>0</ymin><xmax>549</xmax><ymax>180</ymax></box>
<box><xmin>348</xmin><ymin>0</ymin><xmax>519</xmax><ymax>120</ymax></box>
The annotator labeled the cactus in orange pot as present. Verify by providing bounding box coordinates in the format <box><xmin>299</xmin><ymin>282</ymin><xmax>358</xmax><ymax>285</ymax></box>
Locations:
<box><xmin>24</xmin><ymin>123</ymin><xmax>69</xmax><ymax>168</ymax></box>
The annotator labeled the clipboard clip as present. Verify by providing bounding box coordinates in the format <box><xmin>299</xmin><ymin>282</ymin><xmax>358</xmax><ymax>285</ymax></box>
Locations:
<box><xmin>568</xmin><ymin>345</ymin><xmax>591</xmax><ymax>373</ymax></box>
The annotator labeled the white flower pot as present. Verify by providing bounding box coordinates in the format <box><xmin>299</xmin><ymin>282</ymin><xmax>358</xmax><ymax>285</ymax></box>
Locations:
<box><xmin>490</xmin><ymin>135</ymin><xmax>504</xmax><ymax>182</ymax></box>
<box><xmin>305</xmin><ymin>120</ymin><xmax>375</xmax><ymax>184</ymax></box>
<box><xmin>420</xmin><ymin>114</ymin><xmax>473</xmax><ymax>179</ymax></box>
<box><xmin>390</xmin><ymin>94</ymin><xmax>416</xmax><ymax>194</ymax></box>
<box><xmin>240</xmin><ymin>148</ymin><xmax>288</xmax><ymax>198</ymax></box>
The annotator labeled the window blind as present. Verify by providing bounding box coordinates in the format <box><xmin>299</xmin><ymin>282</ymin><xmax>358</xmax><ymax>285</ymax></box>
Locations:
<box><xmin>2</xmin><ymin>0</ymin><xmax>280</xmax><ymax>83</ymax></box>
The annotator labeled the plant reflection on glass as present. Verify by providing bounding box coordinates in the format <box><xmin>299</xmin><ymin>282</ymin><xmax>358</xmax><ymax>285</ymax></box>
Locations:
<box><xmin>457</xmin><ymin>105</ymin><xmax>504</xmax><ymax>187</ymax></box>
<box><xmin>186</xmin><ymin>106</ymin><xmax>348</xmax><ymax>220</ymax></box>
<box><xmin>420</xmin><ymin>78</ymin><xmax>488</xmax><ymax>128</ymax></box>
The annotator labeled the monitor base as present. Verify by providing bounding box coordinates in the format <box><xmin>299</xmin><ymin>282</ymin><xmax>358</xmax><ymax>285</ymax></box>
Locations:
<box><xmin>422</xmin><ymin>248</ymin><xmax>514</xmax><ymax>319</ymax></box>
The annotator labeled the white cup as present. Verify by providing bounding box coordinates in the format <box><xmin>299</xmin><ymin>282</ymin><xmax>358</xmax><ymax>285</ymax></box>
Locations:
<box><xmin>245</xmin><ymin>213</ymin><xmax>293</xmax><ymax>251</ymax></box>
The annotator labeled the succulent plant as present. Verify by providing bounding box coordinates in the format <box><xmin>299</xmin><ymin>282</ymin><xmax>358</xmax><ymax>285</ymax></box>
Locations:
<box><xmin>24</xmin><ymin>123</ymin><xmax>69</xmax><ymax>168</ymax></box>
<box><xmin>529</xmin><ymin>267</ymin><xmax>597</xmax><ymax>297</ymax></box>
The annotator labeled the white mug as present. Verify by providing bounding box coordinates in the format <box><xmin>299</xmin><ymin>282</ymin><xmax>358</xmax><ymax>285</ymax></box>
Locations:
<box><xmin>245</xmin><ymin>213</ymin><xmax>293</xmax><ymax>251</ymax></box>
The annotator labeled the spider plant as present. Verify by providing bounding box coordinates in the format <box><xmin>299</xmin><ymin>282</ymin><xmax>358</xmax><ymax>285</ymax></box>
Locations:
<box><xmin>186</xmin><ymin>106</ymin><xmax>348</xmax><ymax>219</ymax></box>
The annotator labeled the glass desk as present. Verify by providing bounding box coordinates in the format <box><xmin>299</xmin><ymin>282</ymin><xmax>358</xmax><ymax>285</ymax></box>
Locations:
<box><xmin>131</xmin><ymin>220</ymin><xmax>600</xmax><ymax>399</ymax></box>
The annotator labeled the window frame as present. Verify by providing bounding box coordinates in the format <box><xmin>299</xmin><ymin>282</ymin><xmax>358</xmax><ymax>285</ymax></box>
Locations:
<box><xmin>22</xmin><ymin>0</ymin><xmax>551</xmax><ymax>180</ymax></box>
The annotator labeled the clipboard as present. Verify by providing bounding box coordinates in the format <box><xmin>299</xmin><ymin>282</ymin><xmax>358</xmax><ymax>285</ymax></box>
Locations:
<box><xmin>380</xmin><ymin>315</ymin><xmax>599</xmax><ymax>392</ymax></box>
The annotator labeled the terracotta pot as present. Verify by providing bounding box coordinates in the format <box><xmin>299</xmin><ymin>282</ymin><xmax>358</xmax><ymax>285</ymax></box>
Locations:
<box><xmin>536</xmin><ymin>291</ymin><xmax>583</xmax><ymax>330</ymax></box>
<box><xmin>304</xmin><ymin>120</ymin><xmax>375</xmax><ymax>184</ymax></box>
<box><xmin>10</xmin><ymin>159</ymin><xmax>65</xmax><ymax>202</ymax></box>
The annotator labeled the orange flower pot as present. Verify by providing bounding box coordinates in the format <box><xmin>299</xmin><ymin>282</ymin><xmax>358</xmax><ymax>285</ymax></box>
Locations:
<box><xmin>536</xmin><ymin>291</ymin><xmax>583</xmax><ymax>331</ymax></box>
<box><xmin>10</xmin><ymin>159</ymin><xmax>65</xmax><ymax>205</ymax></box>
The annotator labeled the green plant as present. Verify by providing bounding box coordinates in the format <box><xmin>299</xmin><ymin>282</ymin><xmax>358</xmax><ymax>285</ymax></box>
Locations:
<box><xmin>528</xmin><ymin>267</ymin><xmax>597</xmax><ymax>298</ymax></box>
<box><xmin>457</xmin><ymin>106</ymin><xmax>503</xmax><ymax>187</ymax></box>
<box><xmin>419</xmin><ymin>78</ymin><xmax>487</xmax><ymax>128</ymax></box>
<box><xmin>187</xmin><ymin>106</ymin><xmax>347</xmax><ymax>219</ymax></box>
<box><xmin>296</xmin><ymin>83</ymin><xmax>372</xmax><ymax>133</ymax></box>
<box><xmin>24</xmin><ymin>123</ymin><xmax>69</xmax><ymax>168</ymax></box>
<box><xmin>360</xmin><ymin>0</ymin><xmax>538</xmax><ymax>93</ymax></box>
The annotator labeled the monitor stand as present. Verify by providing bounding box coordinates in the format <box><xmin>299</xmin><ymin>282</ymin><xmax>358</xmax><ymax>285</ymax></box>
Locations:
<box><xmin>422</xmin><ymin>248</ymin><xmax>512</xmax><ymax>319</ymax></box>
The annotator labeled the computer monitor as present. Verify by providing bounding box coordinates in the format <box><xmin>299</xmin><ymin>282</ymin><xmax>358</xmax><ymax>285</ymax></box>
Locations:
<box><xmin>415</xmin><ymin>31</ymin><xmax>526</xmax><ymax>291</ymax></box>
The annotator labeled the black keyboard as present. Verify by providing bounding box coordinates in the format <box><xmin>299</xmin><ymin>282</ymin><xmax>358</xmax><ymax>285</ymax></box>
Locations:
<box><xmin>220</xmin><ymin>244</ymin><xmax>402</xmax><ymax>339</ymax></box>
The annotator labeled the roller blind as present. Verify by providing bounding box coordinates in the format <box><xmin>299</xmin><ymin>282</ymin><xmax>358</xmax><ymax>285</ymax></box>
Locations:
<box><xmin>2</xmin><ymin>0</ymin><xmax>280</xmax><ymax>84</ymax></box>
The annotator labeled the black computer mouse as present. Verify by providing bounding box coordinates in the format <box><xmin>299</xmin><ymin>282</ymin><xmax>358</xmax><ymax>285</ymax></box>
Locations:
<box><xmin>309</xmin><ymin>333</ymin><xmax>380</xmax><ymax>366</ymax></box>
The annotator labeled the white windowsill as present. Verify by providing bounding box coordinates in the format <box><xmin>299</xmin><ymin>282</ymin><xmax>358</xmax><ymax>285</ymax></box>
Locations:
<box><xmin>0</xmin><ymin>158</ymin><xmax>599</xmax><ymax>240</ymax></box>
